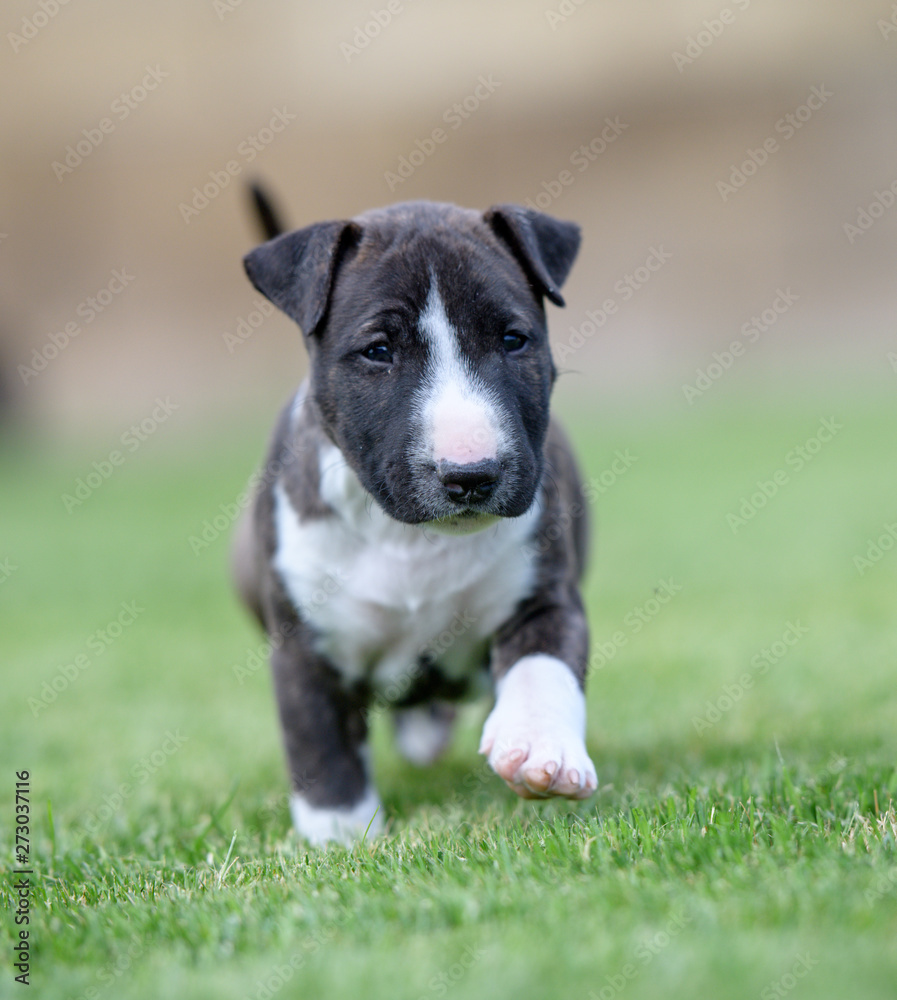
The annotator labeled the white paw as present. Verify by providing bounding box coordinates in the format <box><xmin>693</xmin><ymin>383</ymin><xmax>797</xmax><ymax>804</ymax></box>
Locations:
<box><xmin>290</xmin><ymin>787</ymin><xmax>383</xmax><ymax>846</ymax></box>
<box><xmin>479</xmin><ymin>654</ymin><xmax>597</xmax><ymax>800</ymax></box>
<box><xmin>393</xmin><ymin>702</ymin><xmax>457</xmax><ymax>766</ymax></box>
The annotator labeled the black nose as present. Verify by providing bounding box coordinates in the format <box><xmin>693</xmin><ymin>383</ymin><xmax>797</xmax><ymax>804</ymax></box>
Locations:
<box><xmin>437</xmin><ymin>459</ymin><xmax>501</xmax><ymax>504</ymax></box>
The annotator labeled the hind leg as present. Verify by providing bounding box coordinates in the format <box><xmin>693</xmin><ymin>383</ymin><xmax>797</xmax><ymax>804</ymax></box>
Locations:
<box><xmin>392</xmin><ymin>702</ymin><xmax>458</xmax><ymax>766</ymax></box>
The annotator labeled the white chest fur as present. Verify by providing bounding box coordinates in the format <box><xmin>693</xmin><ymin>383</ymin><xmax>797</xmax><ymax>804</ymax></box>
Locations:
<box><xmin>273</xmin><ymin>445</ymin><xmax>539</xmax><ymax>691</ymax></box>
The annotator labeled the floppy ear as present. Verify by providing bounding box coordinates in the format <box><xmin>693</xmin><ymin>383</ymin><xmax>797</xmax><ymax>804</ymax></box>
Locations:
<box><xmin>483</xmin><ymin>204</ymin><xmax>581</xmax><ymax>307</ymax></box>
<box><xmin>243</xmin><ymin>220</ymin><xmax>361</xmax><ymax>336</ymax></box>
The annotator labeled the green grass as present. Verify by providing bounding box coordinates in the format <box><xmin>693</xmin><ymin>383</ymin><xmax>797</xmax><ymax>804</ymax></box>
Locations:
<box><xmin>2</xmin><ymin>378</ymin><xmax>896</xmax><ymax>1000</ymax></box>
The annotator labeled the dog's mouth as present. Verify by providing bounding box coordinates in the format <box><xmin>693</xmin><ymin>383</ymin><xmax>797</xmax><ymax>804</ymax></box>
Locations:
<box><xmin>422</xmin><ymin>510</ymin><xmax>502</xmax><ymax>536</ymax></box>
<box><xmin>368</xmin><ymin>451</ymin><xmax>540</xmax><ymax>528</ymax></box>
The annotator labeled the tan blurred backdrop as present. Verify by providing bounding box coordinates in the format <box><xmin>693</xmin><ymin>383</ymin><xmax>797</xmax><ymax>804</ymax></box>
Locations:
<box><xmin>1</xmin><ymin>0</ymin><xmax>895</xmax><ymax>433</ymax></box>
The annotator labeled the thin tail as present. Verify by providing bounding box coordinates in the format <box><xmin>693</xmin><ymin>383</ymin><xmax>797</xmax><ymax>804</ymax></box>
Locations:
<box><xmin>249</xmin><ymin>182</ymin><xmax>286</xmax><ymax>240</ymax></box>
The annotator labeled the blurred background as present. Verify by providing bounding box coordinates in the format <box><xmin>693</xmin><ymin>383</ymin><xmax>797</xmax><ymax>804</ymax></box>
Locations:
<box><xmin>4</xmin><ymin>12</ymin><xmax>897</xmax><ymax>995</ymax></box>
<box><xmin>2</xmin><ymin>0</ymin><xmax>895</xmax><ymax>435</ymax></box>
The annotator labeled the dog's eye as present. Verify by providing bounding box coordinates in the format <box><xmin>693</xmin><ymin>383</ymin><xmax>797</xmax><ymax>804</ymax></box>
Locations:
<box><xmin>361</xmin><ymin>342</ymin><xmax>393</xmax><ymax>365</ymax></box>
<box><xmin>502</xmin><ymin>332</ymin><xmax>529</xmax><ymax>354</ymax></box>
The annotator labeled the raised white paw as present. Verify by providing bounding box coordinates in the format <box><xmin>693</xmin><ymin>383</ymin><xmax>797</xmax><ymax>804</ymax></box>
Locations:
<box><xmin>479</xmin><ymin>654</ymin><xmax>597</xmax><ymax>800</ymax></box>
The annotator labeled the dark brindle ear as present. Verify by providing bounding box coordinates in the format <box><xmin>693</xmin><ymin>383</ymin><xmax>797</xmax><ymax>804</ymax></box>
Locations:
<box><xmin>243</xmin><ymin>221</ymin><xmax>361</xmax><ymax>337</ymax></box>
<box><xmin>484</xmin><ymin>204</ymin><xmax>581</xmax><ymax>307</ymax></box>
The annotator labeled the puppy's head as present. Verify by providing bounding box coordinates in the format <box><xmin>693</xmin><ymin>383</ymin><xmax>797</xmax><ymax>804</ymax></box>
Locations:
<box><xmin>244</xmin><ymin>201</ymin><xmax>580</xmax><ymax>532</ymax></box>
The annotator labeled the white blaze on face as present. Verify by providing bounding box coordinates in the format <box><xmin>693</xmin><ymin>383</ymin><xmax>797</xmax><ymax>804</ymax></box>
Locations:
<box><xmin>417</xmin><ymin>282</ymin><xmax>504</xmax><ymax>466</ymax></box>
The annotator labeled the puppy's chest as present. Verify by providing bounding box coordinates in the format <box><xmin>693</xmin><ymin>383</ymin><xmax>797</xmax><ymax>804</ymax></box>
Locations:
<box><xmin>273</xmin><ymin>483</ymin><xmax>539</xmax><ymax>688</ymax></box>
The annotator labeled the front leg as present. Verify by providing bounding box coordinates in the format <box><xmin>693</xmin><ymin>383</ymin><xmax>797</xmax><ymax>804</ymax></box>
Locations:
<box><xmin>269</xmin><ymin>625</ymin><xmax>382</xmax><ymax>846</ymax></box>
<box><xmin>479</xmin><ymin>590</ymin><xmax>597</xmax><ymax>800</ymax></box>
